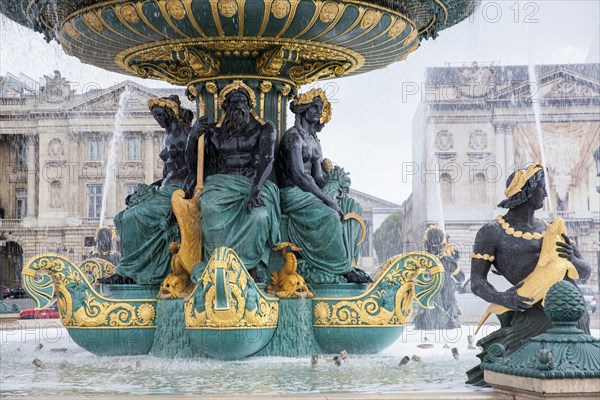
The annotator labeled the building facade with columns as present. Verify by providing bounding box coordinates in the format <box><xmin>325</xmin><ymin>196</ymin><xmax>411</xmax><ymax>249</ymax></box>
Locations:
<box><xmin>0</xmin><ymin>72</ymin><xmax>396</xmax><ymax>289</ymax></box>
<box><xmin>0</xmin><ymin>72</ymin><xmax>196</xmax><ymax>290</ymax></box>
<box><xmin>403</xmin><ymin>63</ymin><xmax>600</xmax><ymax>288</ymax></box>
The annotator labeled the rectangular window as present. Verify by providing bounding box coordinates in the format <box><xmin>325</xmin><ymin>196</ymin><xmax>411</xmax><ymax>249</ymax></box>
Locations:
<box><xmin>15</xmin><ymin>188</ymin><xmax>27</xmax><ymax>219</ymax></box>
<box><xmin>125</xmin><ymin>137</ymin><xmax>141</xmax><ymax>160</ymax></box>
<box><xmin>124</xmin><ymin>184</ymin><xmax>139</xmax><ymax>196</ymax></box>
<box><xmin>89</xmin><ymin>138</ymin><xmax>103</xmax><ymax>161</ymax></box>
<box><xmin>87</xmin><ymin>185</ymin><xmax>103</xmax><ymax>219</ymax></box>
<box><xmin>16</xmin><ymin>142</ymin><xmax>28</xmax><ymax>167</ymax></box>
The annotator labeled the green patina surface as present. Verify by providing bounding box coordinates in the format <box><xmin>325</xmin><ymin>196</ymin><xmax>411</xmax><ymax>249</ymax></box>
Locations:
<box><xmin>151</xmin><ymin>299</ymin><xmax>204</xmax><ymax>358</ymax></box>
<box><xmin>481</xmin><ymin>281</ymin><xmax>600</xmax><ymax>379</ymax></box>
<box><xmin>255</xmin><ymin>298</ymin><xmax>322</xmax><ymax>357</ymax></box>
<box><xmin>315</xmin><ymin>326</ymin><xmax>404</xmax><ymax>354</ymax></box>
<box><xmin>115</xmin><ymin>184</ymin><xmax>180</xmax><ymax>285</ymax></box>
<box><xmin>67</xmin><ymin>327</ymin><xmax>156</xmax><ymax>356</ymax></box>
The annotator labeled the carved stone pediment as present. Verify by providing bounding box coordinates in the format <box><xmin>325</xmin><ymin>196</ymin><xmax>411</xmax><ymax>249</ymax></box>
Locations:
<box><xmin>458</xmin><ymin>64</ymin><xmax>495</xmax><ymax>98</ymax></box>
<box><xmin>67</xmin><ymin>82</ymin><xmax>166</xmax><ymax>113</ymax></box>
<box><xmin>546</xmin><ymin>80</ymin><xmax>600</xmax><ymax>98</ymax></box>
<box><xmin>491</xmin><ymin>67</ymin><xmax>600</xmax><ymax>101</ymax></box>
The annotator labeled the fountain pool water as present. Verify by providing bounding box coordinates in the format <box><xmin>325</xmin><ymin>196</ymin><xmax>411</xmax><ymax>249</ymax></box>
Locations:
<box><xmin>0</xmin><ymin>323</ymin><xmax>504</xmax><ymax>397</ymax></box>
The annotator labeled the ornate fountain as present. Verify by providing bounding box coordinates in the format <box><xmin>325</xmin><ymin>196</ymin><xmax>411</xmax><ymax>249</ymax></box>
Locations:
<box><xmin>2</xmin><ymin>0</ymin><xmax>476</xmax><ymax>360</ymax></box>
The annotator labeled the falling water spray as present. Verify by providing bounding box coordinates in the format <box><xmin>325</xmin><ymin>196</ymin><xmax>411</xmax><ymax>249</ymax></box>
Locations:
<box><xmin>527</xmin><ymin>64</ymin><xmax>554</xmax><ymax>213</ymax></box>
<box><xmin>426</xmin><ymin>103</ymin><xmax>445</xmax><ymax>231</ymax></box>
<box><xmin>99</xmin><ymin>86</ymin><xmax>132</xmax><ymax>226</ymax></box>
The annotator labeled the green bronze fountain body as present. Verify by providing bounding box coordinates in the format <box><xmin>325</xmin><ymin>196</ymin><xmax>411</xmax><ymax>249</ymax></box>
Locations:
<box><xmin>3</xmin><ymin>0</ymin><xmax>476</xmax><ymax>359</ymax></box>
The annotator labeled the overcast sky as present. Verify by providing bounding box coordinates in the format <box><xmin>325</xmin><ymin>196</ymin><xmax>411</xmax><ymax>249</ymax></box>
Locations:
<box><xmin>1</xmin><ymin>1</ymin><xmax>599</xmax><ymax>204</ymax></box>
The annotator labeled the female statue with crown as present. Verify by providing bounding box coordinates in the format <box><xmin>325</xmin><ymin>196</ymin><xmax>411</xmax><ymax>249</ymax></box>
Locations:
<box><xmin>106</xmin><ymin>95</ymin><xmax>193</xmax><ymax>285</ymax></box>
<box><xmin>276</xmin><ymin>89</ymin><xmax>367</xmax><ymax>284</ymax></box>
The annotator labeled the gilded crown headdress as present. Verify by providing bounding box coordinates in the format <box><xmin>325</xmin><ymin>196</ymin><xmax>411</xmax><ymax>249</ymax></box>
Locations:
<box><xmin>147</xmin><ymin>97</ymin><xmax>180</xmax><ymax>120</ymax></box>
<box><xmin>217</xmin><ymin>80</ymin><xmax>257</xmax><ymax>109</ymax></box>
<box><xmin>292</xmin><ymin>88</ymin><xmax>332</xmax><ymax>124</ymax></box>
<box><xmin>423</xmin><ymin>224</ymin><xmax>446</xmax><ymax>243</ymax></box>
<box><xmin>215</xmin><ymin>80</ymin><xmax>264</xmax><ymax>127</ymax></box>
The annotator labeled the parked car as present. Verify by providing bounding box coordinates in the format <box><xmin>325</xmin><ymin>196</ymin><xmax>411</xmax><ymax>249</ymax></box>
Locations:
<box><xmin>6</xmin><ymin>287</ymin><xmax>28</xmax><ymax>299</ymax></box>
<box><xmin>580</xmin><ymin>286</ymin><xmax>597</xmax><ymax>314</ymax></box>
<box><xmin>18</xmin><ymin>299</ymin><xmax>60</xmax><ymax>319</ymax></box>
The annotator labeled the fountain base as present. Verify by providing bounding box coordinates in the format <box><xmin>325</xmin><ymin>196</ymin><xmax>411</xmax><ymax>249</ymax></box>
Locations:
<box><xmin>150</xmin><ymin>299</ymin><xmax>203</xmax><ymax>358</ymax></box>
<box><xmin>255</xmin><ymin>298</ymin><xmax>321</xmax><ymax>357</ymax></box>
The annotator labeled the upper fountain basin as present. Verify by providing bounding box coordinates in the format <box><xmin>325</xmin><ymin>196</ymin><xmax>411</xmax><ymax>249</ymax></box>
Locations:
<box><xmin>1</xmin><ymin>0</ymin><xmax>476</xmax><ymax>87</ymax></box>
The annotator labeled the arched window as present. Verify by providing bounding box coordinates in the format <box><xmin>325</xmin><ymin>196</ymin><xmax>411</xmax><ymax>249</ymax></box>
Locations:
<box><xmin>440</xmin><ymin>173</ymin><xmax>453</xmax><ymax>204</ymax></box>
<box><xmin>473</xmin><ymin>173</ymin><xmax>487</xmax><ymax>204</ymax></box>
<box><xmin>50</xmin><ymin>180</ymin><xmax>63</xmax><ymax>209</ymax></box>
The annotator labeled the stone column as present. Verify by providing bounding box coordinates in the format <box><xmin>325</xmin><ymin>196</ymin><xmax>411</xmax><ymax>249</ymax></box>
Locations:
<box><xmin>504</xmin><ymin>122</ymin><xmax>516</xmax><ymax>172</ymax></box>
<box><xmin>25</xmin><ymin>135</ymin><xmax>37</xmax><ymax>220</ymax></box>
<box><xmin>144</xmin><ymin>134</ymin><xmax>154</xmax><ymax>184</ymax></box>
<box><xmin>493</xmin><ymin>122</ymin><xmax>516</xmax><ymax>204</ymax></box>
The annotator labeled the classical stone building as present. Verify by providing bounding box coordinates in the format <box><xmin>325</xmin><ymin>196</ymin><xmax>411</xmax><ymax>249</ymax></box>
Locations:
<box><xmin>0</xmin><ymin>72</ymin><xmax>396</xmax><ymax>289</ymax></box>
<box><xmin>0</xmin><ymin>72</ymin><xmax>195</xmax><ymax>290</ymax></box>
<box><xmin>403</xmin><ymin>63</ymin><xmax>600</xmax><ymax>288</ymax></box>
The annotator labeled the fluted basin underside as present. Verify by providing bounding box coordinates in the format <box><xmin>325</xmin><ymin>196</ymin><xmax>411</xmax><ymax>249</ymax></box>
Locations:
<box><xmin>2</xmin><ymin>0</ymin><xmax>475</xmax><ymax>87</ymax></box>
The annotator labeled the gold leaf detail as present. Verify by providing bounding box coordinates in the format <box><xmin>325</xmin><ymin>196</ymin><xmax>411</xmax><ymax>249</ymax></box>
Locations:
<box><xmin>259</xmin><ymin>80</ymin><xmax>273</xmax><ymax>93</ymax></box>
<box><xmin>388</xmin><ymin>18</ymin><xmax>406</xmax><ymax>38</ymax></box>
<box><xmin>63</xmin><ymin>21</ymin><xmax>80</xmax><ymax>40</ymax></box>
<box><xmin>271</xmin><ymin>0</ymin><xmax>291</xmax><ymax>19</ymax></box>
<box><xmin>120</xmin><ymin>4</ymin><xmax>139</xmax><ymax>24</ymax></box>
<box><xmin>137</xmin><ymin>304</ymin><xmax>156</xmax><ymax>323</ymax></box>
<box><xmin>166</xmin><ymin>0</ymin><xmax>186</xmax><ymax>20</ymax></box>
<box><xmin>205</xmin><ymin>81</ymin><xmax>219</xmax><ymax>94</ymax></box>
<box><xmin>217</xmin><ymin>0</ymin><xmax>238</xmax><ymax>18</ymax></box>
<box><xmin>360</xmin><ymin>10</ymin><xmax>380</xmax><ymax>30</ymax></box>
<box><xmin>319</xmin><ymin>2</ymin><xmax>339</xmax><ymax>23</ymax></box>
<box><xmin>314</xmin><ymin>302</ymin><xmax>330</xmax><ymax>324</ymax></box>
<box><xmin>83</xmin><ymin>11</ymin><xmax>104</xmax><ymax>31</ymax></box>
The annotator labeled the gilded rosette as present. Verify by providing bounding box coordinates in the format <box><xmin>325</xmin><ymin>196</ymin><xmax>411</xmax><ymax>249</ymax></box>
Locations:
<box><xmin>21</xmin><ymin>255</ymin><xmax>156</xmax><ymax>328</ymax></box>
<box><xmin>185</xmin><ymin>247</ymin><xmax>279</xmax><ymax>329</ymax></box>
<box><xmin>313</xmin><ymin>251</ymin><xmax>444</xmax><ymax>327</ymax></box>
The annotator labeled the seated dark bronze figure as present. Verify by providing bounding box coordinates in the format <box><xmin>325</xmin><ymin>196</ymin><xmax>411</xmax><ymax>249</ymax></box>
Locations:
<box><xmin>85</xmin><ymin>226</ymin><xmax>121</xmax><ymax>267</ymax></box>
<box><xmin>101</xmin><ymin>95</ymin><xmax>194</xmax><ymax>285</ymax></box>
<box><xmin>276</xmin><ymin>89</ymin><xmax>367</xmax><ymax>284</ymax></box>
<box><xmin>191</xmin><ymin>81</ymin><xmax>281</xmax><ymax>280</ymax></box>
